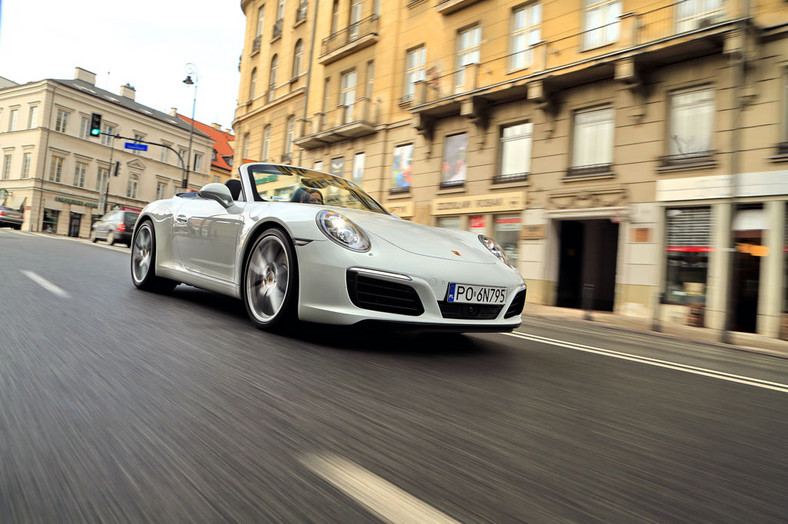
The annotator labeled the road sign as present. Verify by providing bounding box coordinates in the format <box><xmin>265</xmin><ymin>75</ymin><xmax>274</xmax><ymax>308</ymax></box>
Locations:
<box><xmin>125</xmin><ymin>142</ymin><xmax>148</xmax><ymax>151</ymax></box>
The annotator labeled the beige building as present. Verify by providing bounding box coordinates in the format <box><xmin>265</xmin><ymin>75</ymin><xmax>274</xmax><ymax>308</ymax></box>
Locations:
<box><xmin>234</xmin><ymin>0</ymin><xmax>788</xmax><ymax>339</ymax></box>
<box><xmin>0</xmin><ymin>67</ymin><xmax>212</xmax><ymax>237</ymax></box>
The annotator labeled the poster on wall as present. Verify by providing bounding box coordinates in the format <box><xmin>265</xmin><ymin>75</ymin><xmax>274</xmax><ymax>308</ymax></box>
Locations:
<box><xmin>330</xmin><ymin>157</ymin><xmax>344</xmax><ymax>177</ymax></box>
<box><xmin>441</xmin><ymin>133</ymin><xmax>467</xmax><ymax>185</ymax></box>
<box><xmin>391</xmin><ymin>144</ymin><xmax>413</xmax><ymax>191</ymax></box>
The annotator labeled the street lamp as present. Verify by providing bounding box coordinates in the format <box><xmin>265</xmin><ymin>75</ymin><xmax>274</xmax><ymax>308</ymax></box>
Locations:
<box><xmin>182</xmin><ymin>63</ymin><xmax>198</xmax><ymax>190</ymax></box>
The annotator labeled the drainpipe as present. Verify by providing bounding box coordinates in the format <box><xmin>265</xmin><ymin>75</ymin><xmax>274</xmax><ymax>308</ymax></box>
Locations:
<box><xmin>299</xmin><ymin>0</ymin><xmax>319</xmax><ymax>166</ymax></box>
<box><xmin>720</xmin><ymin>0</ymin><xmax>751</xmax><ymax>344</ymax></box>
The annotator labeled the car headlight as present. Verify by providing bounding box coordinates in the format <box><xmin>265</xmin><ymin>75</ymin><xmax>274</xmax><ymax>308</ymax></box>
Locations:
<box><xmin>317</xmin><ymin>210</ymin><xmax>370</xmax><ymax>252</ymax></box>
<box><xmin>478</xmin><ymin>235</ymin><xmax>512</xmax><ymax>267</ymax></box>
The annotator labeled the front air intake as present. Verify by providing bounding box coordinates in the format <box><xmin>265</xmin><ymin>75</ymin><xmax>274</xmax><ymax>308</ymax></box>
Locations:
<box><xmin>504</xmin><ymin>289</ymin><xmax>526</xmax><ymax>319</ymax></box>
<box><xmin>347</xmin><ymin>271</ymin><xmax>424</xmax><ymax>316</ymax></box>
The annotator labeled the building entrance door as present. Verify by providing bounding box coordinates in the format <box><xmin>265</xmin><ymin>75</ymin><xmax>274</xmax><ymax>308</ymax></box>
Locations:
<box><xmin>731</xmin><ymin>230</ymin><xmax>762</xmax><ymax>333</ymax></box>
<box><xmin>68</xmin><ymin>212</ymin><xmax>81</xmax><ymax>238</ymax></box>
<box><xmin>556</xmin><ymin>219</ymin><xmax>619</xmax><ymax>311</ymax></box>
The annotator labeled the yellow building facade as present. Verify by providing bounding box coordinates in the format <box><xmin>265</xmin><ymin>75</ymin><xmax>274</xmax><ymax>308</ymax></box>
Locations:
<box><xmin>234</xmin><ymin>0</ymin><xmax>788</xmax><ymax>339</ymax></box>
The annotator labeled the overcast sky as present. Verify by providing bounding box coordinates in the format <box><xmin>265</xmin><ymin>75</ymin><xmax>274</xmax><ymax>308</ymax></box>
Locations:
<box><xmin>0</xmin><ymin>0</ymin><xmax>246</xmax><ymax>131</ymax></box>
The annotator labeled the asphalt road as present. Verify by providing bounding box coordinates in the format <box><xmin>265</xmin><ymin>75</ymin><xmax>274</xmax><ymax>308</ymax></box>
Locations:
<box><xmin>1</xmin><ymin>229</ymin><xmax>787</xmax><ymax>523</ymax></box>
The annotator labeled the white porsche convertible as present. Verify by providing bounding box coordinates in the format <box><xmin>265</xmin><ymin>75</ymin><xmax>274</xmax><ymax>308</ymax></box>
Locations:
<box><xmin>131</xmin><ymin>163</ymin><xmax>526</xmax><ymax>332</ymax></box>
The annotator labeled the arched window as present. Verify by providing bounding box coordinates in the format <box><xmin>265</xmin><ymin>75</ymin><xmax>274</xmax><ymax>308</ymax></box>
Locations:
<box><xmin>284</xmin><ymin>116</ymin><xmax>295</xmax><ymax>160</ymax></box>
<box><xmin>250</xmin><ymin>67</ymin><xmax>257</xmax><ymax>99</ymax></box>
<box><xmin>268</xmin><ymin>55</ymin><xmax>278</xmax><ymax>102</ymax></box>
<box><xmin>292</xmin><ymin>39</ymin><xmax>303</xmax><ymax>79</ymax></box>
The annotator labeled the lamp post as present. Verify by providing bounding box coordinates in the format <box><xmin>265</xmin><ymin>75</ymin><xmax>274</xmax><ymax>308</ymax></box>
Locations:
<box><xmin>182</xmin><ymin>63</ymin><xmax>198</xmax><ymax>190</ymax></box>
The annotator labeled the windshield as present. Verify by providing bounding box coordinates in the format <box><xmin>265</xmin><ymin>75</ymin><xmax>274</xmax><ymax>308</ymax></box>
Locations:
<box><xmin>245</xmin><ymin>164</ymin><xmax>389</xmax><ymax>214</ymax></box>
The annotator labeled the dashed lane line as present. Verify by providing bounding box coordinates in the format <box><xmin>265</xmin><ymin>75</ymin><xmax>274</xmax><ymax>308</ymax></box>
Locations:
<box><xmin>21</xmin><ymin>270</ymin><xmax>70</xmax><ymax>298</ymax></box>
<box><xmin>504</xmin><ymin>331</ymin><xmax>788</xmax><ymax>393</ymax></box>
<box><xmin>301</xmin><ymin>453</ymin><xmax>461</xmax><ymax>524</ymax></box>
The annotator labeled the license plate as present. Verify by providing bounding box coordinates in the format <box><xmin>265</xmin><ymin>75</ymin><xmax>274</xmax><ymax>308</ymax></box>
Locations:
<box><xmin>447</xmin><ymin>283</ymin><xmax>507</xmax><ymax>304</ymax></box>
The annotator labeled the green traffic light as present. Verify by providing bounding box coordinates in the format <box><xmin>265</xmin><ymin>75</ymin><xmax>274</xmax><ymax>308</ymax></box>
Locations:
<box><xmin>91</xmin><ymin>129</ymin><xmax>100</xmax><ymax>136</ymax></box>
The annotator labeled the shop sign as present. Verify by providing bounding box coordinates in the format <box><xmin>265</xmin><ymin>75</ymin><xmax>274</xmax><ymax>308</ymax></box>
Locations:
<box><xmin>495</xmin><ymin>216</ymin><xmax>521</xmax><ymax>232</ymax></box>
<box><xmin>470</xmin><ymin>216</ymin><xmax>485</xmax><ymax>229</ymax></box>
<box><xmin>432</xmin><ymin>191</ymin><xmax>525</xmax><ymax>216</ymax></box>
<box><xmin>387</xmin><ymin>202</ymin><xmax>414</xmax><ymax>218</ymax></box>
<box><xmin>55</xmin><ymin>196</ymin><xmax>98</xmax><ymax>208</ymax></box>
<box><xmin>520</xmin><ymin>224</ymin><xmax>545</xmax><ymax>240</ymax></box>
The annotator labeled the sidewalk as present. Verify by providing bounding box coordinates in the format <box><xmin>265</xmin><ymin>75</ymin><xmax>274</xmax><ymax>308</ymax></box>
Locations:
<box><xmin>523</xmin><ymin>302</ymin><xmax>788</xmax><ymax>359</ymax></box>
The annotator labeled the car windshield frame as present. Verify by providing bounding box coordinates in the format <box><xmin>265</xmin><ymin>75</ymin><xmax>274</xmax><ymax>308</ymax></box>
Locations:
<box><xmin>244</xmin><ymin>163</ymin><xmax>389</xmax><ymax>215</ymax></box>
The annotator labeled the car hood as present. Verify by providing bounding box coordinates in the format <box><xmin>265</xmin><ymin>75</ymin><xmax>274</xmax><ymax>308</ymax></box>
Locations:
<box><xmin>341</xmin><ymin>210</ymin><xmax>496</xmax><ymax>263</ymax></box>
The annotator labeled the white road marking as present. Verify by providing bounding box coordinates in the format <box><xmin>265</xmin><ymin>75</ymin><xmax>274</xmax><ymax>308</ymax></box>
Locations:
<box><xmin>505</xmin><ymin>331</ymin><xmax>788</xmax><ymax>393</ymax></box>
<box><xmin>301</xmin><ymin>453</ymin><xmax>460</xmax><ymax>524</ymax></box>
<box><xmin>21</xmin><ymin>270</ymin><xmax>70</xmax><ymax>298</ymax></box>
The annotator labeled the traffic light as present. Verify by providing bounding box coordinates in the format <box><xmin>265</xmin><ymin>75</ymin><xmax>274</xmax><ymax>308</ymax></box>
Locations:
<box><xmin>89</xmin><ymin>113</ymin><xmax>102</xmax><ymax>137</ymax></box>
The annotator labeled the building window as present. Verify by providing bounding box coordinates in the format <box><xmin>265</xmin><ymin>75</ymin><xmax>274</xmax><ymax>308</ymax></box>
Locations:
<box><xmin>194</xmin><ymin>153</ymin><xmax>202</xmax><ymax>172</ymax></box>
<box><xmin>127</xmin><ymin>175</ymin><xmax>138</xmax><ymax>199</ymax></box>
<box><xmin>570</xmin><ymin>106</ymin><xmax>614</xmax><ymax>175</ymax></box>
<box><xmin>676</xmin><ymin>0</ymin><xmax>724</xmax><ymax>33</ymax></box>
<box><xmin>250</xmin><ymin>67</ymin><xmax>258</xmax><ymax>99</ymax></box>
<box><xmin>365</xmin><ymin>61</ymin><xmax>374</xmax><ymax>99</ymax></box>
<box><xmin>132</xmin><ymin>134</ymin><xmax>145</xmax><ymax>155</ymax></box>
<box><xmin>156</xmin><ymin>181</ymin><xmax>168</xmax><ymax>200</ymax></box>
<box><xmin>28</xmin><ymin>106</ymin><xmax>38</xmax><ymax>129</ymax></box>
<box><xmin>582</xmin><ymin>0</ymin><xmax>621</xmax><ymax>49</ymax></box>
<box><xmin>340</xmin><ymin>70</ymin><xmax>357</xmax><ymax>124</ymax></box>
<box><xmin>284</xmin><ymin>117</ymin><xmax>295</xmax><ymax>161</ymax></box>
<box><xmin>79</xmin><ymin>116</ymin><xmax>90</xmax><ymax>139</ymax></box>
<box><xmin>322</xmin><ymin>78</ymin><xmax>332</xmax><ymax>114</ymax></box>
<box><xmin>21</xmin><ymin>152</ymin><xmax>31</xmax><ymax>179</ymax></box>
<box><xmin>391</xmin><ymin>144</ymin><xmax>413</xmax><ymax>193</ymax></box>
<box><xmin>256</xmin><ymin>5</ymin><xmax>265</xmax><ymax>39</ymax></box>
<box><xmin>293</xmin><ymin>39</ymin><xmax>304</xmax><ymax>78</ymax></box>
<box><xmin>296</xmin><ymin>0</ymin><xmax>308</xmax><ymax>23</ymax></box>
<box><xmin>314</xmin><ymin>161</ymin><xmax>323</xmax><ymax>171</ymax></box>
<box><xmin>404</xmin><ymin>46</ymin><xmax>426</xmax><ymax>102</ymax></box>
<box><xmin>352</xmin><ymin>152</ymin><xmax>365</xmax><ymax>184</ymax></box>
<box><xmin>160</xmin><ymin>144</ymin><xmax>169</xmax><ymax>163</ymax></box>
<box><xmin>436</xmin><ymin>216</ymin><xmax>462</xmax><ymax>231</ymax></box>
<box><xmin>8</xmin><ymin>109</ymin><xmax>18</xmax><ymax>131</ymax></box>
<box><xmin>2</xmin><ymin>154</ymin><xmax>11</xmax><ymax>180</ymax></box>
<box><xmin>50</xmin><ymin>156</ymin><xmax>64</xmax><ymax>182</ymax></box>
<box><xmin>456</xmin><ymin>26</ymin><xmax>481</xmax><ymax>89</ymax></box>
<box><xmin>96</xmin><ymin>166</ymin><xmax>109</xmax><ymax>191</ymax></box>
<box><xmin>510</xmin><ymin>3</ymin><xmax>541</xmax><ymax>71</ymax></box>
<box><xmin>331</xmin><ymin>156</ymin><xmax>344</xmax><ymax>176</ymax></box>
<box><xmin>55</xmin><ymin>109</ymin><xmax>69</xmax><ymax>133</ymax></box>
<box><xmin>101</xmin><ymin>126</ymin><xmax>115</xmax><ymax>146</ymax></box>
<box><xmin>242</xmin><ymin>133</ymin><xmax>250</xmax><ymax>160</ymax></box>
<box><xmin>498</xmin><ymin>122</ymin><xmax>532</xmax><ymax>182</ymax></box>
<box><xmin>664</xmin><ymin>207</ymin><xmax>711</xmax><ymax>305</ymax></box>
<box><xmin>349</xmin><ymin>0</ymin><xmax>363</xmax><ymax>39</ymax></box>
<box><xmin>268</xmin><ymin>55</ymin><xmax>278</xmax><ymax>102</ymax></box>
<box><xmin>441</xmin><ymin>133</ymin><xmax>468</xmax><ymax>187</ymax></box>
<box><xmin>74</xmin><ymin>162</ymin><xmax>87</xmax><ymax>187</ymax></box>
<box><xmin>331</xmin><ymin>0</ymin><xmax>340</xmax><ymax>34</ymax></box>
<box><xmin>262</xmin><ymin>125</ymin><xmax>271</xmax><ymax>161</ymax></box>
<box><xmin>494</xmin><ymin>214</ymin><xmax>522</xmax><ymax>269</ymax></box>
<box><xmin>667</xmin><ymin>86</ymin><xmax>714</xmax><ymax>161</ymax></box>
<box><xmin>43</xmin><ymin>209</ymin><xmax>59</xmax><ymax>233</ymax></box>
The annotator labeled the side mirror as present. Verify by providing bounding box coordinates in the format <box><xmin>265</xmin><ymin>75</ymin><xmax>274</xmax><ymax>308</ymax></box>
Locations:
<box><xmin>199</xmin><ymin>183</ymin><xmax>234</xmax><ymax>209</ymax></box>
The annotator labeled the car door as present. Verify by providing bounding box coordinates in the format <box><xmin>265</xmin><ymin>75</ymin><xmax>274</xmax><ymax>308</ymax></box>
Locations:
<box><xmin>171</xmin><ymin>197</ymin><xmax>244</xmax><ymax>282</ymax></box>
<box><xmin>97</xmin><ymin>211</ymin><xmax>116</xmax><ymax>239</ymax></box>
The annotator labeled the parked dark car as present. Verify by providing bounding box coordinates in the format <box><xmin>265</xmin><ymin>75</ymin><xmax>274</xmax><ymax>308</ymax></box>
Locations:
<box><xmin>90</xmin><ymin>210</ymin><xmax>139</xmax><ymax>246</ymax></box>
<box><xmin>0</xmin><ymin>205</ymin><xmax>24</xmax><ymax>229</ymax></box>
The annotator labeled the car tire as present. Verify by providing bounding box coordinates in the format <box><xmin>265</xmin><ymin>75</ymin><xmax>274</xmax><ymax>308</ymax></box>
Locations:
<box><xmin>130</xmin><ymin>220</ymin><xmax>177</xmax><ymax>293</ymax></box>
<box><xmin>90</xmin><ymin>231</ymin><xmax>98</xmax><ymax>243</ymax></box>
<box><xmin>242</xmin><ymin>228</ymin><xmax>298</xmax><ymax>331</ymax></box>
<box><xmin>107</xmin><ymin>231</ymin><xmax>115</xmax><ymax>245</ymax></box>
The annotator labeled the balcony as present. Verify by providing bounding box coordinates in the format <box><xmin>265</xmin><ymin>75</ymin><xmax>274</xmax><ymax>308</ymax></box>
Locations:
<box><xmin>252</xmin><ymin>36</ymin><xmax>261</xmax><ymax>54</ymax></box>
<box><xmin>411</xmin><ymin>1</ymin><xmax>744</xmax><ymax>120</ymax></box>
<box><xmin>435</xmin><ymin>0</ymin><xmax>485</xmax><ymax>15</ymax></box>
<box><xmin>272</xmin><ymin>19</ymin><xmax>283</xmax><ymax>41</ymax></box>
<box><xmin>295</xmin><ymin>98</ymin><xmax>379</xmax><ymax>149</ymax></box>
<box><xmin>319</xmin><ymin>15</ymin><xmax>379</xmax><ymax>65</ymax></box>
<box><xmin>295</xmin><ymin>1</ymin><xmax>307</xmax><ymax>25</ymax></box>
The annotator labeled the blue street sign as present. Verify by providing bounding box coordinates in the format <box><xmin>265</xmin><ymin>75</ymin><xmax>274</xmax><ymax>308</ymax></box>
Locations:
<box><xmin>125</xmin><ymin>142</ymin><xmax>148</xmax><ymax>151</ymax></box>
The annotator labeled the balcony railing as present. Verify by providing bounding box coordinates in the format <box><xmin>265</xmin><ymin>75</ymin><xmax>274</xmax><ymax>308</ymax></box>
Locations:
<box><xmin>320</xmin><ymin>15</ymin><xmax>379</xmax><ymax>62</ymax></box>
<box><xmin>658</xmin><ymin>150</ymin><xmax>717</xmax><ymax>169</ymax></box>
<box><xmin>295</xmin><ymin>98</ymin><xmax>379</xmax><ymax>149</ymax></box>
<box><xmin>295</xmin><ymin>1</ymin><xmax>307</xmax><ymax>24</ymax></box>
<box><xmin>252</xmin><ymin>36</ymin><xmax>261</xmax><ymax>54</ymax></box>
<box><xmin>272</xmin><ymin>19</ymin><xmax>283</xmax><ymax>40</ymax></box>
<box><xmin>566</xmin><ymin>163</ymin><xmax>614</xmax><ymax>179</ymax></box>
<box><xmin>411</xmin><ymin>1</ymin><xmax>740</xmax><ymax>108</ymax></box>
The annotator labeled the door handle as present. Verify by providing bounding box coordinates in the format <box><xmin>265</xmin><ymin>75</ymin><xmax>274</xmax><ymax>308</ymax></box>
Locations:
<box><xmin>175</xmin><ymin>214</ymin><xmax>187</xmax><ymax>224</ymax></box>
